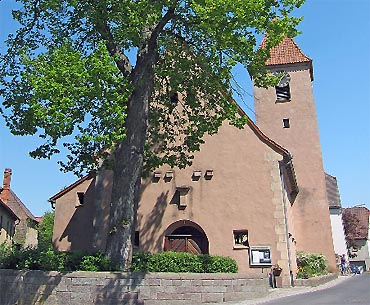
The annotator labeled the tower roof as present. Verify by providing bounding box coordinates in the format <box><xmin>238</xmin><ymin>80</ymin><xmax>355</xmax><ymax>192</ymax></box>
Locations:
<box><xmin>260</xmin><ymin>36</ymin><xmax>313</xmax><ymax>80</ymax></box>
<box><xmin>261</xmin><ymin>37</ymin><xmax>312</xmax><ymax>66</ymax></box>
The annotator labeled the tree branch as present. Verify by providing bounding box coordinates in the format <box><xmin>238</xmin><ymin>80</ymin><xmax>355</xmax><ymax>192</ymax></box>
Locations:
<box><xmin>148</xmin><ymin>7</ymin><xmax>176</xmax><ymax>50</ymax></box>
<box><xmin>99</xmin><ymin>19</ymin><xmax>133</xmax><ymax>77</ymax></box>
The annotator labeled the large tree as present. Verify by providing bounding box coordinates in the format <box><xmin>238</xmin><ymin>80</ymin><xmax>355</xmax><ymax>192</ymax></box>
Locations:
<box><xmin>0</xmin><ymin>0</ymin><xmax>305</xmax><ymax>269</ymax></box>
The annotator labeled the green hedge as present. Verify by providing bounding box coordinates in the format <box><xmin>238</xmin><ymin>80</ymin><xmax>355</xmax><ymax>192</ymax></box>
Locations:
<box><xmin>0</xmin><ymin>243</ymin><xmax>114</xmax><ymax>272</ymax></box>
<box><xmin>1</xmin><ymin>243</ymin><xmax>237</xmax><ymax>273</ymax></box>
<box><xmin>131</xmin><ymin>251</ymin><xmax>238</xmax><ymax>273</ymax></box>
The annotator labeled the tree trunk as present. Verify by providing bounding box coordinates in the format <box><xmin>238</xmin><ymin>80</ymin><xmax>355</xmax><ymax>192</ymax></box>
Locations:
<box><xmin>104</xmin><ymin>47</ymin><xmax>156</xmax><ymax>270</ymax></box>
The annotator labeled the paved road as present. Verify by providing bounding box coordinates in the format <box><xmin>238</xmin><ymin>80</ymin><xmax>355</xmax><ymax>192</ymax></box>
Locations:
<box><xmin>228</xmin><ymin>274</ymin><xmax>370</xmax><ymax>305</ymax></box>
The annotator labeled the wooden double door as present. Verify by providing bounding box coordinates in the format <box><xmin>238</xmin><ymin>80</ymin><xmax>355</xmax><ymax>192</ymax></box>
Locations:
<box><xmin>164</xmin><ymin>226</ymin><xmax>208</xmax><ymax>254</ymax></box>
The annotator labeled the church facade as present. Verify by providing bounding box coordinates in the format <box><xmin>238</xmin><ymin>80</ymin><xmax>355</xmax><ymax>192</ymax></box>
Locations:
<box><xmin>50</xmin><ymin>38</ymin><xmax>336</xmax><ymax>287</ymax></box>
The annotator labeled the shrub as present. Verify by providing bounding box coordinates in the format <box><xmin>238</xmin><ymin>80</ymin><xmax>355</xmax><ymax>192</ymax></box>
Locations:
<box><xmin>0</xmin><ymin>242</ymin><xmax>18</xmax><ymax>269</ymax></box>
<box><xmin>131</xmin><ymin>251</ymin><xmax>238</xmax><ymax>273</ymax></box>
<box><xmin>37</xmin><ymin>211</ymin><xmax>55</xmax><ymax>251</ymax></box>
<box><xmin>296</xmin><ymin>251</ymin><xmax>328</xmax><ymax>279</ymax></box>
<box><xmin>1</xmin><ymin>244</ymin><xmax>236</xmax><ymax>273</ymax></box>
<box><xmin>0</xmin><ymin>242</ymin><xmax>115</xmax><ymax>272</ymax></box>
<box><xmin>78</xmin><ymin>252</ymin><xmax>114</xmax><ymax>271</ymax></box>
<box><xmin>200</xmin><ymin>255</ymin><xmax>238</xmax><ymax>273</ymax></box>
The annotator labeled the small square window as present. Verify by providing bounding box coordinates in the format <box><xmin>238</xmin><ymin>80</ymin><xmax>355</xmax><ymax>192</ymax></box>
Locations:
<box><xmin>233</xmin><ymin>230</ymin><xmax>249</xmax><ymax>249</ymax></box>
<box><xmin>77</xmin><ymin>192</ymin><xmax>85</xmax><ymax>206</ymax></box>
<box><xmin>283</xmin><ymin>118</ymin><xmax>290</xmax><ymax>128</ymax></box>
<box><xmin>170</xmin><ymin>92</ymin><xmax>179</xmax><ymax>105</ymax></box>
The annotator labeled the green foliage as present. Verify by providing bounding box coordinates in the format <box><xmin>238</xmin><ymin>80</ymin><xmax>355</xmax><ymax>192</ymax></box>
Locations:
<box><xmin>0</xmin><ymin>242</ymin><xmax>18</xmax><ymax>269</ymax></box>
<box><xmin>0</xmin><ymin>0</ymin><xmax>305</xmax><ymax>268</ymax></box>
<box><xmin>37</xmin><ymin>211</ymin><xmax>55</xmax><ymax>251</ymax></box>
<box><xmin>0</xmin><ymin>245</ymin><xmax>236</xmax><ymax>273</ymax></box>
<box><xmin>0</xmin><ymin>243</ymin><xmax>115</xmax><ymax>272</ymax></box>
<box><xmin>79</xmin><ymin>252</ymin><xmax>113</xmax><ymax>272</ymax></box>
<box><xmin>131</xmin><ymin>251</ymin><xmax>238</xmax><ymax>273</ymax></box>
<box><xmin>296</xmin><ymin>251</ymin><xmax>328</xmax><ymax>279</ymax></box>
<box><xmin>0</xmin><ymin>0</ymin><xmax>305</xmax><ymax>175</ymax></box>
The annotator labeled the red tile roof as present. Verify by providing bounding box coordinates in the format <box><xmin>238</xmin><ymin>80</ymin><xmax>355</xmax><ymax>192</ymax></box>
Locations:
<box><xmin>34</xmin><ymin>216</ymin><xmax>43</xmax><ymax>223</ymax></box>
<box><xmin>0</xmin><ymin>199</ymin><xmax>19</xmax><ymax>221</ymax></box>
<box><xmin>7</xmin><ymin>190</ymin><xmax>36</xmax><ymax>222</ymax></box>
<box><xmin>343</xmin><ymin>207</ymin><xmax>370</xmax><ymax>240</ymax></box>
<box><xmin>325</xmin><ymin>173</ymin><xmax>342</xmax><ymax>209</ymax></box>
<box><xmin>261</xmin><ymin>37</ymin><xmax>312</xmax><ymax>66</ymax></box>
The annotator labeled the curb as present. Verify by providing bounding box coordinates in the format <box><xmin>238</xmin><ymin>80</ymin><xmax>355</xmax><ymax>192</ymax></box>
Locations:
<box><xmin>224</xmin><ymin>275</ymin><xmax>354</xmax><ymax>305</ymax></box>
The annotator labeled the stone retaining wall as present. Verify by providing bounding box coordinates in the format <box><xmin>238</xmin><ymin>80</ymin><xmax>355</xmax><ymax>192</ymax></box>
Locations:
<box><xmin>294</xmin><ymin>273</ymin><xmax>337</xmax><ymax>287</ymax></box>
<box><xmin>0</xmin><ymin>269</ymin><xmax>269</xmax><ymax>305</ymax></box>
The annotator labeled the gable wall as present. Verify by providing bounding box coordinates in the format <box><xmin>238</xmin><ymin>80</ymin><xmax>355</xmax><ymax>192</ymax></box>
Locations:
<box><xmin>53</xmin><ymin>178</ymin><xmax>97</xmax><ymax>252</ymax></box>
<box><xmin>52</xmin><ymin>121</ymin><xmax>294</xmax><ymax>284</ymax></box>
<box><xmin>138</xmin><ymin>121</ymin><xmax>293</xmax><ymax>277</ymax></box>
<box><xmin>0</xmin><ymin>205</ymin><xmax>16</xmax><ymax>244</ymax></box>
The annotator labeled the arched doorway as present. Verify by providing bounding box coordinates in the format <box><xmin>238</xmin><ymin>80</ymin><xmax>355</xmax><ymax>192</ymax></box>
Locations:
<box><xmin>164</xmin><ymin>220</ymin><xmax>209</xmax><ymax>254</ymax></box>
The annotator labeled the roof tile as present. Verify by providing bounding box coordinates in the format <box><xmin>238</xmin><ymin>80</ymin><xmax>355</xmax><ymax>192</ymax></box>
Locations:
<box><xmin>343</xmin><ymin>207</ymin><xmax>370</xmax><ymax>240</ymax></box>
<box><xmin>325</xmin><ymin>173</ymin><xmax>342</xmax><ymax>209</ymax></box>
<box><xmin>261</xmin><ymin>37</ymin><xmax>312</xmax><ymax>66</ymax></box>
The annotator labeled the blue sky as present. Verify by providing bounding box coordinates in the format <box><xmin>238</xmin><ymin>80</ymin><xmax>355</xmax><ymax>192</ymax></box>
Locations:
<box><xmin>0</xmin><ymin>0</ymin><xmax>369</xmax><ymax>216</ymax></box>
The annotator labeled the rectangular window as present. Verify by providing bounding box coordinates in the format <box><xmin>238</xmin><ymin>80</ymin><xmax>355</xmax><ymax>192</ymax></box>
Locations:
<box><xmin>233</xmin><ymin>230</ymin><xmax>249</xmax><ymax>249</ymax></box>
<box><xmin>283</xmin><ymin>118</ymin><xmax>290</xmax><ymax>128</ymax></box>
<box><xmin>77</xmin><ymin>192</ymin><xmax>85</xmax><ymax>206</ymax></box>
<box><xmin>276</xmin><ymin>85</ymin><xmax>291</xmax><ymax>102</ymax></box>
<box><xmin>134</xmin><ymin>231</ymin><xmax>140</xmax><ymax>247</ymax></box>
<box><xmin>6</xmin><ymin>220</ymin><xmax>10</xmax><ymax>238</ymax></box>
<box><xmin>170</xmin><ymin>92</ymin><xmax>179</xmax><ymax>105</ymax></box>
<box><xmin>10</xmin><ymin>223</ymin><xmax>14</xmax><ymax>237</ymax></box>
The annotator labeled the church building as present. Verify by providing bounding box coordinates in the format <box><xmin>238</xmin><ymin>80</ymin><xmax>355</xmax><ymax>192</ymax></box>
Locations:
<box><xmin>49</xmin><ymin>38</ymin><xmax>336</xmax><ymax>287</ymax></box>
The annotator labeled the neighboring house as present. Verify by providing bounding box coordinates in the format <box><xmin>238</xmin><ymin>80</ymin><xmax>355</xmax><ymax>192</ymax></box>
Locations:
<box><xmin>325</xmin><ymin>173</ymin><xmax>348</xmax><ymax>263</ymax></box>
<box><xmin>342</xmin><ymin>207</ymin><xmax>370</xmax><ymax>272</ymax></box>
<box><xmin>50</xmin><ymin>37</ymin><xmax>336</xmax><ymax>287</ymax></box>
<box><xmin>0</xmin><ymin>197</ymin><xmax>19</xmax><ymax>244</ymax></box>
<box><xmin>1</xmin><ymin>168</ymin><xmax>39</xmax><ymax>247</ymax></box>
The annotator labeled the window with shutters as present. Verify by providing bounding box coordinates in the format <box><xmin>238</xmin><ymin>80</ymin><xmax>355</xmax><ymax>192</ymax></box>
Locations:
<box><xmin>275</xmin><ymin>85</ymin><xmax>291</xmax><ymax>102</ymax></box>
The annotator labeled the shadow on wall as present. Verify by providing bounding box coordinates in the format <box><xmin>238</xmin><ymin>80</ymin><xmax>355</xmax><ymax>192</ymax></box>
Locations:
<box><xmin>137</xmin><ymin>190</ymin><xmax>169</xmax><ymax>253</ymax></box>
<box><xmin>94</xmin><ymin>273</ymin><xmax>145</xmax><ymax>305</ymax></box>
<box><xmin>58</xmin><ymin>179</ymin><xmax>96</xmax><ymax>252</ymax></box>
<box><xmin>0</xmin><ymin>270</ymin><xmax>64</xmax><ymax>305</ymax></box>
<box><xmin>57</xmin><ymin>172</ymin><xmax>166</xmax><ymax>254</ymax></box>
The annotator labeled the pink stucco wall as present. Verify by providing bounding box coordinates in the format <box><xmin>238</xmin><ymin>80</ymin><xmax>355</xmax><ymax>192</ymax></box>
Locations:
<box><xmin>254</xmin><ymin>63</ymin><xmax>336</xmax><ymax>270</ymax></box>
<box><xmin>52</xmin><ymin>120</ymin><xmax>295</xmax><ymax>286</ymax></box>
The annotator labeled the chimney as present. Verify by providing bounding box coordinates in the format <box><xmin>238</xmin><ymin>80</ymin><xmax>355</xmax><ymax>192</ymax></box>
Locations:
<box><xmin>1</xmin><ymin>168</ymin><xmax>12</xmax><ymax>204</ymax></box>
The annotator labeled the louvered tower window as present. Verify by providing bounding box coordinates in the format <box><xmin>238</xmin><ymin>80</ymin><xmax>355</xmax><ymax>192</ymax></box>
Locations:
<box><xmin>276</xmin><ymin>84</ymin><xmax>291</xmax><ymax>102</ymax></box>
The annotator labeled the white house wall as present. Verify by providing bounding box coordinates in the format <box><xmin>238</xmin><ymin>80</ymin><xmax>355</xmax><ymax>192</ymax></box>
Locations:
<box><xmin>329</xmin><ymin>208</ymin><xmax>348</xmax><ymax>257</ymax></box>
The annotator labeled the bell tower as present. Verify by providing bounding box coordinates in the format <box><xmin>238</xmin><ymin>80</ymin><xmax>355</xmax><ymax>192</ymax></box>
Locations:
<box><xmin>254</xmin><ymin>38</ymin><xmax>336</xmax><ymax>270</ymax></box>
